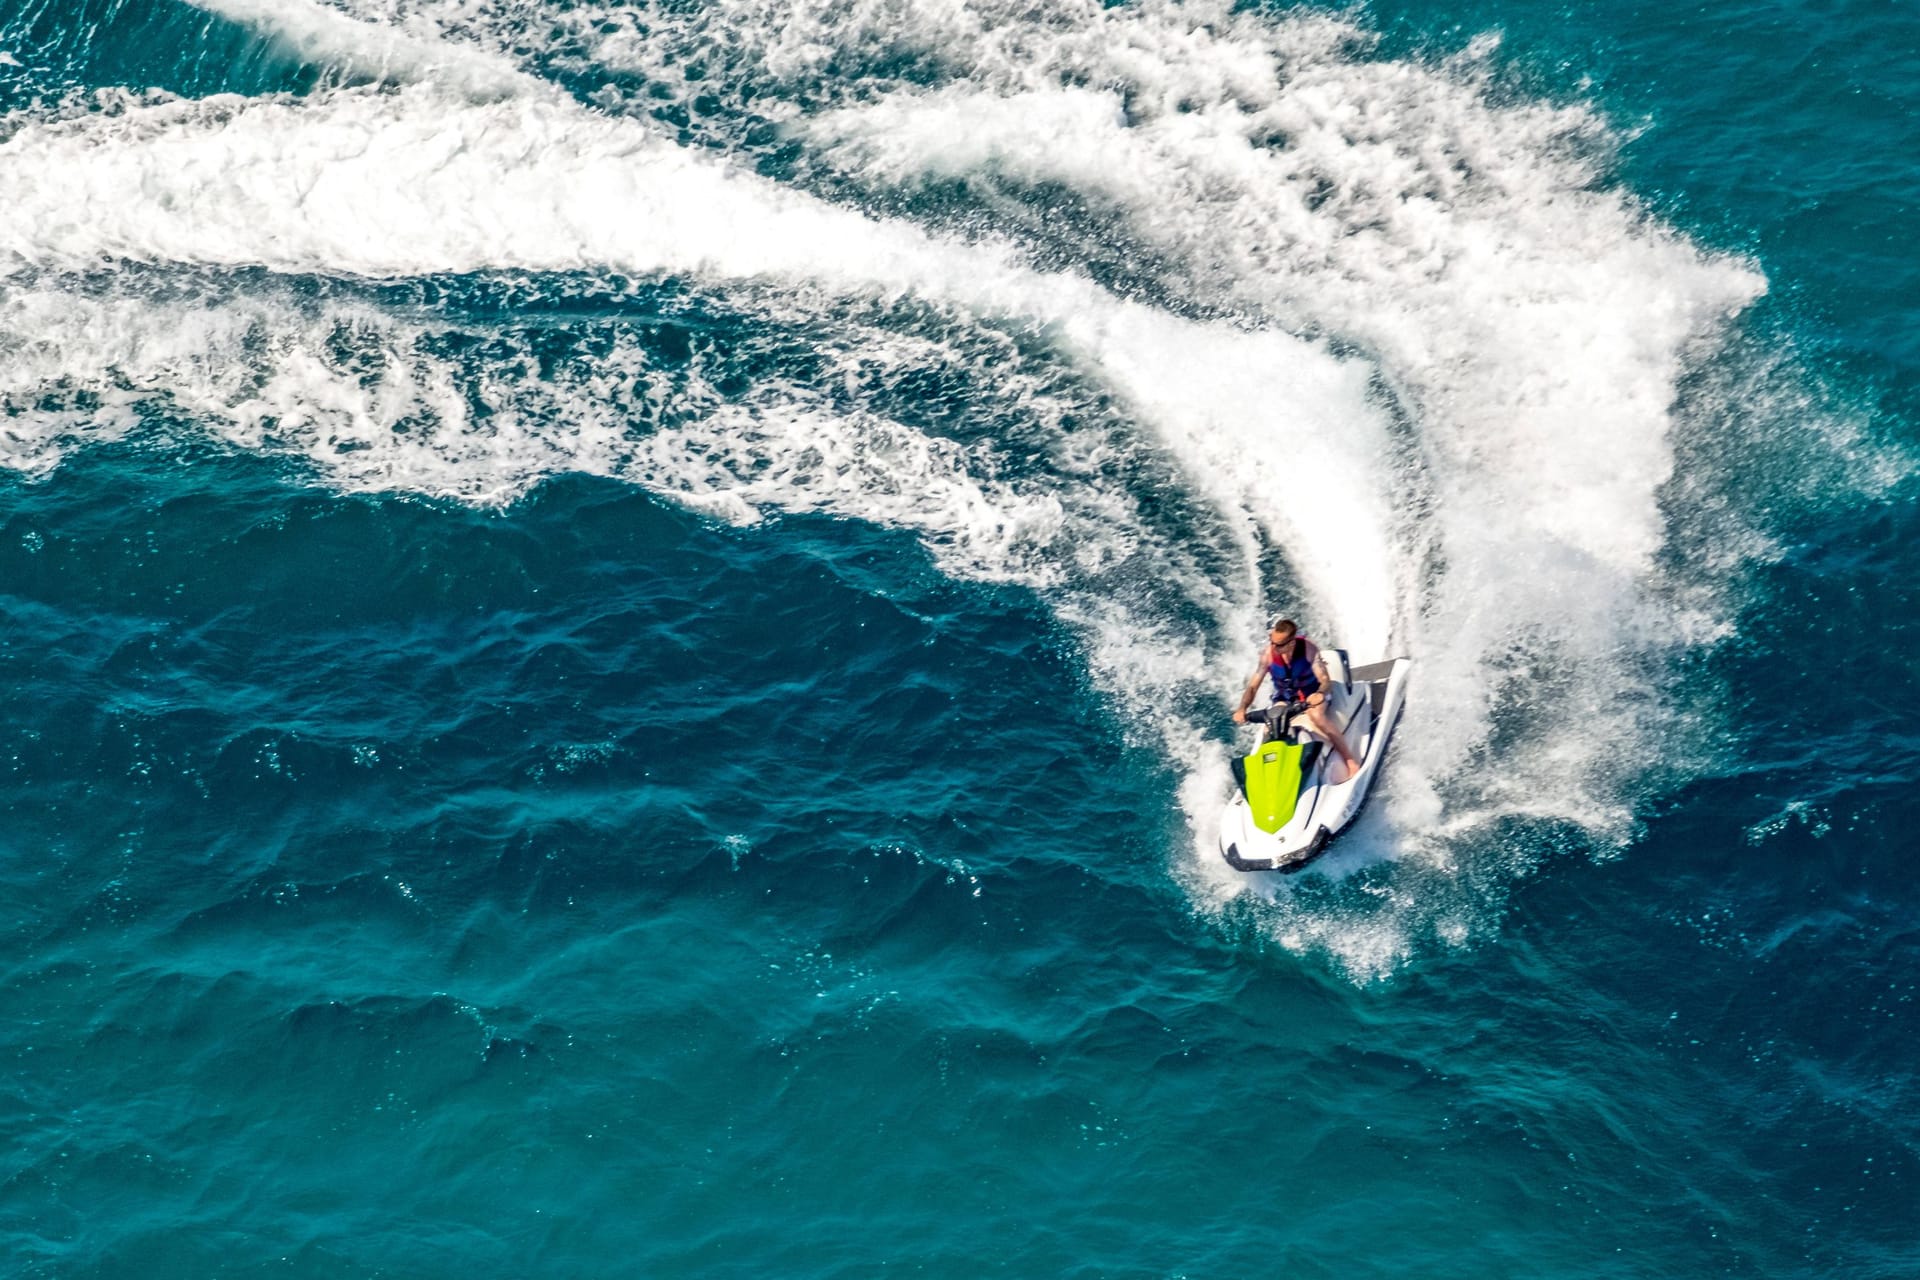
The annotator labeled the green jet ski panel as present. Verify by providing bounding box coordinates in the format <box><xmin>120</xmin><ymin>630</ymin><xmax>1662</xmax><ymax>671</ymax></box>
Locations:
<box><xmin>1242</xmin><ymin>738</ymin><xmax>1305</xmax><ymax>833</ymax></box>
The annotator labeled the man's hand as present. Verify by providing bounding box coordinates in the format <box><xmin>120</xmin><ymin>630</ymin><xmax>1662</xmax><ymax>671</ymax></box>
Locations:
<box><xmin>1232</xmin><ymin>708</ymin><xmax>1247</xmax><ymax>724</ymax></box>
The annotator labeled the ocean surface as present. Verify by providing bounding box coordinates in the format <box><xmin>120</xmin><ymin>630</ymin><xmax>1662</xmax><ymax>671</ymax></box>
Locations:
<box><xmin>1</xmin><ymin>0</ymin><xmax>1916</xmax><ymax>1274</ymax></box>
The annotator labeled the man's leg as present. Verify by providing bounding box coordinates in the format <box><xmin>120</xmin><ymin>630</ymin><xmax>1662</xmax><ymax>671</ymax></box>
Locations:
<box><xmin>1304</xmin><ymin>704</ymin><xmax>1362</xmax><ymax>778</ymax></box>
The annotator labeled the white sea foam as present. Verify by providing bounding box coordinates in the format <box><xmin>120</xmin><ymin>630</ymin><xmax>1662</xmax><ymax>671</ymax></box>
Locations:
<box><xmin>0</xmin><ymin>286</ymin><xmax>609</xmax><ymax>495</ymax></box>
<box><xmin>184</xmin><ymin>0</ymin><xmax>540</xmax><ymax>99</ymax></box>
<box><xmin>0</xmin><ymin>283</ymin><xmax>1138</xmax><ymax>589</ymax></box>
<box><xmin>726</xmin><ymin>0</ymin><xmax>1776</xmax><ymax>969</ymax></box>
<box><xmin>632</xmin><ymin>402</ymin><xmax>1074</xmax><ymax>584</ymax></box>
<box><xmin>0</xmin><ymin>79</ymin><xmax>1397</xmax><ymax>649</ymax></box>
<box><xmin>0</xmin><ymin>0</ymin><xmax>1838</xmax><ymax>977</ymax></box>
<box><xmin>783</xmin><ymin>11</ymin><xmax>1766</xmax><ymax>798</ymax></box>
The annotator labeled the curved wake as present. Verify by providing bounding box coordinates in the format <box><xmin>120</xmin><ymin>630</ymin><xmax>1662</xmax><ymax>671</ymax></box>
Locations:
<box><xmin>0</xmin><ymin>0</ymin><xmax>1850</xmax><ymax>976</ymax></box>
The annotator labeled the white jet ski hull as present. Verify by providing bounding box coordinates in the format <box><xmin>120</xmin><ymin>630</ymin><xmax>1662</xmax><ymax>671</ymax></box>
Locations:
<box><xmin>1219</xmin><ymin>651</ymin><xmax>1411</xmax><ymax>873</ymax></box>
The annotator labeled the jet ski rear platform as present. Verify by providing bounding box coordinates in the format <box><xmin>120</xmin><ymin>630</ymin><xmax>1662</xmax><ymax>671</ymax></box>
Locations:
<box><xmin>1219</xmin><ymin>651</ymin><xmax>1410</xmax><ymax>874</ymax></box>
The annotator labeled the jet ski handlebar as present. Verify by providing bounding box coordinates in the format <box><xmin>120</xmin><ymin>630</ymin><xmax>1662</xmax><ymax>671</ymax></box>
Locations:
<box><xmin>1245</xmin><ymin>702</ymin><xmax>1306</xmax><ymax>732</ymax></box>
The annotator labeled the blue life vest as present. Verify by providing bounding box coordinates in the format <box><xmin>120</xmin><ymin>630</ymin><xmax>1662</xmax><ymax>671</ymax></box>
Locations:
<box><xmin>1267</xmin><ymin>639</ymin><xmax>1321</xmax><ymax>705</ymax></box>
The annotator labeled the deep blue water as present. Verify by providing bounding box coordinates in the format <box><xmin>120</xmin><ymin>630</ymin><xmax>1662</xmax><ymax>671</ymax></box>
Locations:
<box><xmin>2</xmin><ymin>0</ymin><xmax>1917</xmax><ymax>1276</ymax></box>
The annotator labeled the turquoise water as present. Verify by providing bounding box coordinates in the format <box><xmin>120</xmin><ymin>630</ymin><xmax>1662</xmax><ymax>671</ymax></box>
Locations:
<box><xmin>1</xmin><ymin>0</ymin><xmax>1916</xmax><ymax>1275</ymax></box>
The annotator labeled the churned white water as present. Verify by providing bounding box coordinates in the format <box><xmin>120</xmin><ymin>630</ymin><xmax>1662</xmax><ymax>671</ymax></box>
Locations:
<box><xmin>0</xmin><ymin>0</ymin><xmax>1811</xmax><ymax>975</ymax></box>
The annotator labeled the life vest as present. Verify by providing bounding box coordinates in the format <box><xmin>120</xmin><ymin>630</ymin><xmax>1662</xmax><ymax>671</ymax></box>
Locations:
<box><xmin>1267</xmin><ymin>638</ymin><xmax>1321</xmax><ymax>704</ymax></box>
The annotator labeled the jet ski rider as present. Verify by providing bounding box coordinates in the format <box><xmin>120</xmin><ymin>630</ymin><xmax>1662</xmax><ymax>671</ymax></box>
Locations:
<box><xmin>1232</xmin><ymin>617</ymin><xmax>1362</xmax><ymax>781</ymax></box>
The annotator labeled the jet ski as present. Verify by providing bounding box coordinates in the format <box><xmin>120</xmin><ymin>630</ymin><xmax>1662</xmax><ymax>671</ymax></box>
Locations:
<box><xmin>1219</xmin><ymin>650</ymin><xmax>1411</xmax><ymax>873</ymax></box>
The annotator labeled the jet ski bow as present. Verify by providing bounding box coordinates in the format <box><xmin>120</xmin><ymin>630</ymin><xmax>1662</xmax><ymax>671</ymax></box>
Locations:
<box><xmin>1219</xmin><ymin>650</ymin><xmax>1411</xmax><ymax>873</ymax></box>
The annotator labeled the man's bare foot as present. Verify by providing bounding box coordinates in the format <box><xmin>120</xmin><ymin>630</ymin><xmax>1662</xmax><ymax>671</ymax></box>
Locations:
<box><xmin>1340</xmin><ymin>757</ymin><xmax>1363</xmax><ymax>783</ymax></box>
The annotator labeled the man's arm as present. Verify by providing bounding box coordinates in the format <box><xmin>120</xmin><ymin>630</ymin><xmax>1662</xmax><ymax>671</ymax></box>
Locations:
<box><xmin>1232</xmin><ymin>659</ymin><xmax>1267</xmax><ymax>721</ymax></box>
<box><xmin>1306</xmin><ymin>641</ymin><xmax>1332</xmax><ymax>708</ymax></box>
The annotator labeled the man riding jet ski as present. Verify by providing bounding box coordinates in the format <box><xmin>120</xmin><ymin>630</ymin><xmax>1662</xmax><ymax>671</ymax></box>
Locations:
<box><xmin>1232</xmin><ymin>619</ymin><xmax>1360</xmax><ymax>779</ymax></box>
<box><xmin>1220</xmin><ymin>617</ymin><xmax>1411</xmax><ymax>873</ymax></box>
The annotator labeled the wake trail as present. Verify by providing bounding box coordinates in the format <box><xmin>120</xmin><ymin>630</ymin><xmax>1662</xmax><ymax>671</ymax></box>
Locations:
<box><xmin>4</xmin><ymin>0</ymin><xmax>1867</xmax><ymax>978</ymax></box>
<box><xmin>0</xmin><ymin>78</ymin><xmax>1399</xmax><ymax>643</ymax></box>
